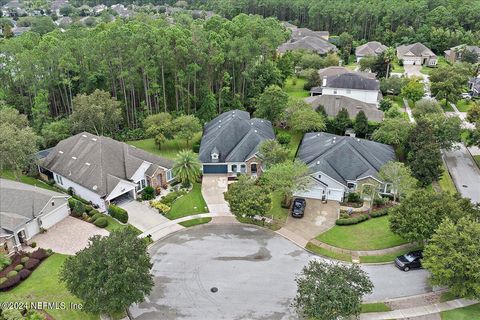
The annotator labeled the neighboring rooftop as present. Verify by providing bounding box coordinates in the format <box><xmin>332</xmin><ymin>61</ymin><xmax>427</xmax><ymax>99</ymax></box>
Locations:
<box><xmin>318</xmin><ymin>66</ymin><xmax>376</xmax><ymax>80</ymax></box>
<box><xmin>297</xmin><ymin>132</ymin><xmax>395</xmax><ymax>186</ymax></box>
<box><xmin>356</xmin><ymin>41</ymin><xmax>388</xmax><ymax>57</ymax></box>
<box><xmin>278</xmin><ymin>36</ymin><xmax>337</xmax><ymax>55</ymax></box>
<box><xmin>291</xmin><ymin>28</ymin><xmax>329</xmax><ymax>40</ymax></box>
<box><xmin>397</xmin><ymin>42</ymin><xmax>436</xmax><ymax>57</ymax></box>
<box><xmin>305</xmin><ymin>95</ymin><xmax>384</xmax><ymax>122</ymax></box>
<box><xmin>199</xmin><ymin>110</ymin><xmax>275</xmax><ymax>163</ymax></box>
<box><xmin>326</xmin><ymin>72</ymin><xmax>379</xmax><ymax>91</ymax></box>
<box><xmin>40</xmin><ymin>132</ymin><xmax>173</xmax><ymax>197</ymax></box>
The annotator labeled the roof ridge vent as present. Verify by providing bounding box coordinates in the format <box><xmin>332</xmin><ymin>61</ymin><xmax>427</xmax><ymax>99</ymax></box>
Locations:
<box><xmin>92</xmin><ymin>138</ymin><xmax>97</xmax><ymax>141</ymax></box>
<box><xmin>85</xmin><ymin>162</ymin><xmax>91</xmax><ymax>166</ymax></box>
<box><xmin>59</xmin><ymin>151</ymin><xmax>64</xmax><ymax>154</ymax></box>
<box><xmin>72</xmin><ymin>156</ymin><xmax>77</xmax><ymax>160</ymax></box>
<box><xmin>82</xmin><ymin>134</ymin><xmax>87</xmax><ymax>138</ymax></box>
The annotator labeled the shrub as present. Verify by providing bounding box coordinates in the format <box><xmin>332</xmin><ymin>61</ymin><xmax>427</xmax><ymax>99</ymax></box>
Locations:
<box><xmin>149</xmin><ymin>200</ymin><xmax>171</xmax><ymax>214</ymax></box>
<box><xmin>85</xmin><ymin>205</ymin><xmax>93</xmax><ymax>214</ymax></box>
<box><xmin>347</xmin><ymin>192</ymin><xmax>362</xmax><ymax>203</ymax></box>
<box><xmin>69</xmin><ymin>198</ymin><xmax>85</xmax><ymax>217</ymax></box>
<box><xmin>88</xmin><ymin>209</ymin><xmax>100</xmax><ymax>217</ymax></box>
<box><xmin>335</xmin><ymin>214</ymin><xmax>370</xmax><ymax>225</ymax></box>
<box><xmin>14</xmin><ymin>264</ymin><xmax>23</xmax><ymax>271</ymax></box>
<box><xmin>91</xmin><ymin>212</ymin><xmax>104</xmax><ymax>222</ymax></box>
<box><xmin>30</xmin><ymin>248</ymin><xmax>47</xmax><ymax>261</ymax></box>
<box><xmin>370</xmin><ymin>208</ymin><xmax>389</xmax><ymax>218</ymax></box>
<box><xmin>0</xmin><ymin>277</ymin><xmax>7</xmax><ymax>284</ymax></box>
<box><xmin>0</xmin><ymin>274</ymin><xmax>21</xmax><ymax>290</ymax></box>
<box><xmin>373</xmin><ymin>196</ymin><xmax>388</xmax><ymax>206</ymax></box>
<box><xmin>18</xmin><ymin>269</ymin><xmax>31</xmax><ymax>280</ymax></box>
<box><xmin>30</xmin><ymin>242</ymin><xmax>37</xmax><ymax>248</ymax></box>
<box><xmin>7</xmin><ymin>270</ymin><xmax>18</xmax><ymax>277</ymax></box>
<box><xmin>46</xmin><ymin>249</ymin><xmax>53</xmax><ymax>256</ymax></box>
<box><xmin>277</xmin><ymin>132</ymin><xmax>292</xmax><ymax>145</ymax></box>
<box><xmin>24</xmin><ymin>258</ymin><xmax>40</xmax><ymax>270</ymax></box>
<box><xmin>192</xmin><ymin>140</ymin><xmax>201</xmax><ymax>153</ymax></box>
<box><xmin>108</xmin><ymin>204</ymin><xmax>129</xmax><ymax>223</ymax></box>
<box><xmin>160</xmin><ymin>191</ymin><xmax>181</xmax><ymax>206</ymax></box>
<box><xmin>142</xmin><ymin>186</ymin><xmax>155</xmax><ymax>200</ymax></box>
<box><xmin>20</xmin><ymin>256</ymin><xmax>29</xmax><ymax>264</ymax></box>
<box><xmin>0</xmin><ymin>253</ymin><xmax>11</xmax><ymax>269</ymax></box>
<box><xmin>94</xmin><ymin>217</ymin><xmax>108</xmax><ymax>228</ymax></box>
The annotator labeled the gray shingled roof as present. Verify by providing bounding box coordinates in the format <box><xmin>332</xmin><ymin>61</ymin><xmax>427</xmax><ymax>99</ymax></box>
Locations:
<box><xmin>355</xmin><ymin>41</ymin><xmax>387</xmax><ymax>57</ymax></box>
<box><xmin>199</xmin><ymin>110</ymin><xmax>275</xmax><ymax>163</ymax></box>
<box><xmin>0</xmin><ymin>179</ymin><xmax>68</xmax><ymax>232</ymax></box>
<box><xmin>305</xmin><ymin>95</ymin><xmax>384</xmax><ymax>122</ymax></box>
<box><xmin>291</xmin><ymin>28</ymin><xmax>329</xmax><ymax>40</ymax></box>
<box><xmin>326</xmin><ymin>72</ymin><xmax>379</xmax><ymax>91</ymax></box>
<box><xmin>278</xmin><ymin>36</ymin><xmax>337</xmax><ymax>55</ymax></box>
<box><xmin>318</xmin><ymin>67</ymin><xmax>376</xmax><ymax>80</ymax></box>
<box><xmin>296</xmin><ymin>133</ymin><xmax>395</xmax><ymax>186</ymax></box>
<box><xmin>397</xmin><ymin>42</ymin><xmax>436</xmax><ymax>58</ymax></box>
<box><xmin>40</xmin><ymin>132</ymin><xmax>173</xmax><ymax>197</ymax></box>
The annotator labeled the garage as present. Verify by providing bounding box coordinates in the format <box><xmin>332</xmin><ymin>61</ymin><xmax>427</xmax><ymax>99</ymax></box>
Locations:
<box><xmin>39</xmin><ymin>203</ymin><xmax>70</xmax><ymax>229</ymax></box>
<box><xmin>202</xmin><ymin>164</ymin><xmax>228</xmax><ymax>174</ymax></box>
<box><xmin>294</xmin><ymin>179</ymin><xmax>344</xmax><ymax>202</ymax></box>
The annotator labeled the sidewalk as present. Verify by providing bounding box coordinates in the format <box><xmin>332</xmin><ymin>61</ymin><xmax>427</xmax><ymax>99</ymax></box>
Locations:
<box><xmin>360</xmin><ymin>298</ymin><xmax>477</xmax><ymax>320</ymax></box>
<box><xmin>403</xmin><ymin>98</ymin><xmax>415</xmax><ymax>123</ymax></box>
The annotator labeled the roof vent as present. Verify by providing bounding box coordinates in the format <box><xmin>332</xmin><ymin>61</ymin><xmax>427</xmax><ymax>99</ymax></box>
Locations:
<box><xmin>72</xmin><ymin>156</ymin><xmax>77</xmax><ymax>160</ymax></box>
<box><xmin>254</xmin><ymin>129</ymin><xmax>258</xmax><ymax>133</ymax></box>
<box><xmin>218</xmin><ymin>125</ymin><xmax>221</xmax><ymax>128</ymax></box>
<box><xmin>219</xmin><ymin>120</ymin><xmax>222</xmax><ymax>123</ymax></box>
<box><xmin>261</xmin><ymin>120</ymin><xmax>264</xmax><ymax>123</ymax></box>
<box><xmin>92</xmin><ymin>138</ymin><xmax>97</xmax><ymax>141</ymax></box>
<box><xmin>92</xmin><ymin>185</ymin><xmax>98</xmax><ymax>190</ymax></box>
<box><xmin>316</xmin><ymin>161</ymin><xmax>320</xmax><ymax>165</ymax></box>
<box><xmin>357</xmin><ymin>139</ymin><xmax>361</xmax><ymax>142</ymax></box>
<box><xmin>82</xmin><ymin>134</ymin><xmax>87</xmax><ymax>138</ymax></box>
<box><xmin>317</xmin><ymin>133</ymin><xmax>320</xmax><ymax>136</ymax></box>
<box><xmin>85</xmin><ymin>162</ymin><xmax>90</xmax><ymax>166</ymax></box>
<box><xmin>59</xmin><ymin>151</ymin><xmax>64</xmax><ymax>154</ymax></box>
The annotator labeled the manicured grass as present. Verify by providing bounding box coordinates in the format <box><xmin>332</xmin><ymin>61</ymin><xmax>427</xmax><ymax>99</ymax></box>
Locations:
<box><xmin>438</xmin><ymin>164</ymin><xmax>457</xmax><ymax>194</ymax></box>
<box><xmin>0</xmin><ymin>170</ymin><xmax>57</xmax><ymax>191</ymax></box>
<box><xmin>361</xmin><ymin>302</ymin><xmax>392</xmax><ymax>313</ymax></box>
<box><xmin>179</xmin><ymin>217</ymin><xmax>212</xmax><ymax>227</ymax></box>
<box><xmin>386</xmin><ymin>95</ymin><xmax>405</xmax><ymax>109</ymax></box>
<box><xmin>441</xmin><ymin>303</ymin><xmax>480</xmax><ymax>320</ymax></box>
<box><xmin>104</xmin><ymin>216</ymin><xmax>141</xmax><ymax>234</ymax></box>
<box><xmin>474</xmin><ymin>155</ymin><xmax>480</xmax><ymax>170</ymax></box>
<box><xmin>421</xmin><ymin>57</ymin><xmax>449</xmax><ymax>75</ymax></box>
<box><xmin>391</xmin><ymin>61</ymin><xmax>404</xmax><ymax>73</ymax></box>
<box><xmin>127</xmin><ymin>132</ymin><xmax>201</xmax><ymax>160</ymax></box>
<box><xmin>359</xmin><ymin>246</ymin><xmax>422</xmax><ymax>263</ymax></box>
<box><xmin>438</xmin><ymin>99</ymin><xmax>455</xmax><ymax>112</ymax></box>
<box><xmin>266</xmin><ymin>191</ymin><xmax>289</xmax><ymax>223</ymax></box>
<box><xmin>456</xmin><ymin>99</ymin><xmax>475</xmax><ymax>112</ymax></box>
<box><xmin>0</xmin><ymin>254</ymin><xmax>97</xmax><ymax>320</ymax></box>
<box><xmin>275</xmin><ymin>128</ymin><xmax>304</xmax><ymax>159</ymax></box>
<box><xmin>165</xmin><ymin>183</ymin><xmax>208</xmax><ymax>220</ymax></box>
<box><xmin>284</xmin><ymin>77</ymin><xmax>309</xmax><ymax>98</ymax></box>
<box><xmin>305</xmin><ymin>242</ymin><xmax>352</xmax><ymax>262</ymax></box>
<box><xmin>316</xmin><ymin>216</ymin><xmax>408</xmax><ymax>250</ymax></box>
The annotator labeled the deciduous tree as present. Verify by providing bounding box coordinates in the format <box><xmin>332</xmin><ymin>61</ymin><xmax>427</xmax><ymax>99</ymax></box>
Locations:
<box><xmin>284</xmin><ymin>99</ymin><xmax>326</xmax><ymax>132</ymax></box>
<box><xmin>378</xmin><ymin>161</ymin><xmax>417</xmax><ymax>201</ymax></box>
<box><xmin>401</xmin><ymin>78</ymin><xmax>424</xmax><ymax>103</ymax></box>
<box><xmin>258</xmin><ymin>139</ymin><xmax>289</xmax><ymax>168</ymax></box>
<box><xmin>372</xmin><ymin>118</ymin><xmax>412</xmax><ymax>147</ymax></box>
<box><xmin>262</xmin><ymin>160</ymin><xmax>310</xmax><ymax>203</ymax></box>
<box><xmin>172</xmin><ymin>115</ymin><xmax>202</xmax><ymax>147</ymax></box>
<box><xmin>353</xmin><ymin>111</ymin><xmax>369</xmax><ymax>137</ymax></box>
<box><xmin>254</xmin><ymin>85</ymin><xmax>289</xmax><ymax>123</ymax></box>
<box><xmin>224</xmin><ymin>175</ymin><xmax>271</xmax><ymax>217</ymax></box>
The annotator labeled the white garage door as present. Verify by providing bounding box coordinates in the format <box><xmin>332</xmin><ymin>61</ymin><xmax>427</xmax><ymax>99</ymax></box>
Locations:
<box><xmin>40</xmin><ymin>204</ymin><xmax>70</xmax><ymax>229</ymax></box>
<box><xmin>326</xmin><ymin>189</ymin><xmax>344</xmax><ymax>202</ymax></box>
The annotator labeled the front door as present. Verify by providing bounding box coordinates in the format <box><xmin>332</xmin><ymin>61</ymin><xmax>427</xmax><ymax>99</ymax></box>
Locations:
<box><xmin>251</xmin><ymin>163</ymin><xmax>257</xmax><ymax>174</ymax></box>
<box><xmin>17</xmin><ymin>230</ymin><xmax>26</xmax><ymax>244</ymax></box>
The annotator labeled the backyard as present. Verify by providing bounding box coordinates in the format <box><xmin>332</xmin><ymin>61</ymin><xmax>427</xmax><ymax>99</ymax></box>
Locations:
<box><xmin>316</xmin><ymin>216</ymin><xmax>408</xmax><ymax>250</ymax></box>
<box><xmin>0</xmin><ymin>170</ymin><xmax>56</xmax><ymax>191</ymax></box>
<box><xmin>284</xmin><ymin>77</ymin><xmax>309</xmax><ymax>98</ymax></box>
<box><xmin>164</xmin><ymin>183</ymin><xmax>208</xmax><ymax>220</ymax></box>
<box><xmin>0</xmin><ymin>254</ymin><xmax>97</xmax><ymax>320</ymax></box>
<box><xmin>127</xmin><ymin>132</ymin><xmax>202</xmax><ymax>160</ymax></box>
<box><xmin>275</xmin><ymin>128</ymin><xmax>303</xmax><ymax>159</ymax></box>
<box><xmin>456</xmin><ymin>99</ymin><xmax>475</xmax><ymax>112</ymax></box>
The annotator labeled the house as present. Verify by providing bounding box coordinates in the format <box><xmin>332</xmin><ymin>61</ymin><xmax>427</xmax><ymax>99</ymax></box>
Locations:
<box><xmin>309</xmin><ymin>67</ymin><xmax>376</xmax><ymax>96</ymax></box>
<box><xmin>396</xmin><ymin>42</ymin><xmax>437</xmax><ymax>66</ymax></box>
<box><xmin>0</xmin><ymin>179</ymin><xmax>70</xmax><ymax>254</ymax></box>
<box><xmin>291</xmin><ymin>27</ymin><xmax>329</xmax><ymax>41</ymax></box>
<box><xmin>318</xmin><ymin>72</ymin><xmax>380</xmax><ymax>105</ymax></box>
<box><xmin>304</xmin><ymin>95</ymin><xmax>384</xmax><ymax>122</ymax></box>
<box><xmin>199</xmin><ymin>110</ymin><xmax>275</xmax><ymax>177</ymax></box>
<box><xmin>355</xmin><ymin>41</ymin><xmax>388</xmax><ymax>62</ymax></box>
<box><xmin>277</xmin><ymin>36</ymin><xmax>337</xmax><ymax>55</ymax></box>
<box><xmin>444</xmin><ymin>45</ymin><xmax>480</xmax><ymax>63</ymax></box>
<box><xmin>294</xmin><ymin>133</ymin><xmax>396</xmax><ymax>202</ymax></box>
<box><xmin>38</xmin><ymin>132</ymin><xmax>174</xmax><ymax>212</ymax></box>
<box><xmin>468</xmin><ymin>76</ymin><xmax>480</xmax><ymax>97</ymax></box>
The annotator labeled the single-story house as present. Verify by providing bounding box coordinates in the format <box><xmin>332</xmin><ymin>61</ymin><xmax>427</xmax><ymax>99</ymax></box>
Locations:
<box><xmin>444</xmin><ymin>45</ymin><xmax>480</xmax><ymax>63</ymax></box>
<box><xmin>304</xmin><ymin>95</ymin><xmax>384</xmax><ymax>122</ymax></box>
<box><xmin>39</xmin><ymin>132</ymin><xmax>174</xmax><ymax>212</ymax></box>
<box><xmin>0</xmin><ymin>179</ymin><xmax>70</xmax><ymax>254</ymax></box>
<box><xmin>355</xmin><ymin>41</ymin><xmax>388</xmax><ymax>62</ymax></box>
<box><xmin>291</xmin><ymin>27</ymin><xmax>329</xmax><ymax>41</ymax></box>
<box><xmin>396</xmin><ymin>42</ymin><xmax>437</xmax><ymax>66</ymax></box>
<box><xmin>468</xmin><ymin>76</ymin><xmax>480</xmax><ymax>97</ymax></box>
<box><xmin>294</xmin><ymin>133</ymin><xmax>396</xmax><ymax>202</ymax></box>
<box><xmin>319</xmin><ymin>72</ymin><xmax>381</xmax><ymax>105</ymax></box>
<box><xmin>199</xmin><ymin>110</ymin><xmax>275</xmax><ymax>177</ymax></box>
<box><xmin>277</xmin><ymin>36</ymin><xmax>337</xmax><ymax>55</ymax></box>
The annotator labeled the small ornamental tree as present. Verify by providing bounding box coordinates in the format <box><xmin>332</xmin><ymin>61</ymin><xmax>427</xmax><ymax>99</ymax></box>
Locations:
<box><xmin>258</xmin><ymin>139</ymin><xmax>290</xmax><ymax>168</ymax></box>
<box><xmin>262</xmin><ymin>161</ymin><xmax>311</xmax><ymax>204</ymax></box>
<box><xmin>224</xmin><ymin>175</ymin><xmax>271</xmax><ymax>217</ymax></box>
<box><xmin>378</xmin><ymin>161</ymin><xmax>417</xmax><ymax>202</ymax></box>
<box><xmin>254</xmin><ymin>85</ymin><xmax>289</xmax><ymax>124</ymax></box>
<box><xmin>172</xmin><ymin>150</ymin><xmax>201</xmax><ymax>187</ymax></box>
<box><xmin>353</xmin><ymin>111</ymin><xmax>369</xmax><ymax>137</ymax></box>
<box><xmin>294</xmin><ymin>260</ymin><xmax>373</xmax><ymax>320</ymax></box>
<box><xmin>61</xmin><ymin>228</ymin><xmax>154</xmax><ymax>316</ymax></box>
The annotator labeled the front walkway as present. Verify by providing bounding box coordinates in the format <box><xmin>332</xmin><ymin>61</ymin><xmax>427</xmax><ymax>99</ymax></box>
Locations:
<box><xmin>119</xmin><ymin>200</ymin><xmax>170</xmax><ymax>232</ymax></box>
<box><xmin>201</xmin><ymin>175</ymin><xmax>232</xmax><ymax>214</ymax></box>
<box><xmin>27</xmin><ymin>216</ymin><xmax>109</xmax><ymax>255</ymax></box>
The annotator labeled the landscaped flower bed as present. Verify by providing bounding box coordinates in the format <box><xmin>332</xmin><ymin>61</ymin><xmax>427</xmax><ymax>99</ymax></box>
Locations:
<box><xmin>336</xmin><ymin>207</ymin><xmax>390</xmax><ymax>225</ymax></box>
<box><xmin>0</xmin><ymin>248</ymin><xmax>52</xmax><ymax>291</ymax></box>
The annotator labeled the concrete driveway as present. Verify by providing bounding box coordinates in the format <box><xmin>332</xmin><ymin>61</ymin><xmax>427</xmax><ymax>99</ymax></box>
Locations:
<box><xmin>130</xmin><ymin>224</ymin><xmax>431</xmax><ymax>320</ymax></box>
<box><xmin>120</xmin><ymin>200</ymin><xmax>169</xmax><ymax>232</ymax></box>
<box><xmin>201</xmin><ymin>175</ymin><xmax>231</xmax><ymax>215</ymax></box>
<box><xmin>443</xmin><ymin>144</ymin><xmax>480</xmax><ymax>203</ymax></box>
<box><xmin>404</xmin><ymin>65</ymin><xmax>422</xmax><ymax>77</ymax></box>
<box><xmin>28</xmin><ymin>216</ymin><xmax>109</xmax><ymax>255</ymax></box>
<box><xmin>282</xmin><ymin>199</ymin><xmax>339</xmax><ymax>240</ymax></box>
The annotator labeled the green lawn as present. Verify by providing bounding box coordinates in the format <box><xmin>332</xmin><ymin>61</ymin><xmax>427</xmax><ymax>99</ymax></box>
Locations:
<box><xmin>275</xmin><ymin>128</ymin><xmax>304</xmax><ymax>159</ymax></box>
<box><xmin>164</xmin><ymin>183</ymin><xmax>208</xmax><ymax>220</ymax></box>
<box><xmin>0</xmin><ymin>170</ymin><xmax>57</xmax><ymax>191</ymax></box>
<box><xmin>0</xmin><ymin>254</ymin><xmax>98</xmax><ymax>320</ymax></box>
<box><xmin>391</xmin><ymin>61</ymin><xmax>405</xmax><ymax>73</ymax></box>
<box><xmin>359</xmin><ymin>246</ymin><xmax>422</xmax><ymax>263</ymax></box>
<box><xmin>474</xmin><ymin>155</ymin><xmax>480</xmax><ymax>169</ymax></box>
<box><xmin>284</xmin><ymin>77</ymin><xmax>309</xmax><ymax>98</ymax></box>
<box><xmin>438</xmin><ymin>164</ymin><xmax>457</xmax><ymax>194</ymax></box>
<box><xmin>386</xmin><ymin>95</ymin><xmax>405</xmax><ymax>109</ymax></box>
<box><xmin>104</xmin><ymin>216</ymin><xmax>141</xmax><ymax>234</ymax></box>
<box><xmin>421</xmin><ymin>57</ymin><xmax>449</xmax><ymax>75</ymax></box>
<box><xmin>127</xmin><ymin>132</ymin><xmax>201</xmax><ymax>160</ymax></box>
<box><xmin>266</xmin><ymin>191</ymin><xmax>289</xmax><ymax>223</ymax></box>
<box><xmin>361</xmin><ymin>302</ymin><xmax>392</xmax><ymax>313</ymax></box>
<box><xmin>316</xmin><ymin>216</ymin><xmax>408</xmax><ymax>250</ymax></box>
<box><xmin>441</xmin><ymin>303</ymin><xmax>480</xmax><ymax>320</ymax></box>
<box><xmin>305</xmin><ymin>242</ymin><xmax>352</xmax><ymax>262</ymax></box>
<box><xmin>179</xmin><ymin>217</ymin><xmax>212</xmax><ymax>227</ymax></box>
<box><xmin>456</xmin><ymin>99</ymin><xmax>475</xmax><ymax>112</ymax></box>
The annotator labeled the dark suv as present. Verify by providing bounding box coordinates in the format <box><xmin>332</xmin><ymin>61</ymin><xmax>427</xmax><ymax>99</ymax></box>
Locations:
<box><xmin>291</xmin><ymin>198</ymin><xmax>306</xmax><ymax>218</ymax></box>
<box><xmin>395</xmin><ymin>250</ymin><xmax>423</xmax><ymax>271</ymax></box>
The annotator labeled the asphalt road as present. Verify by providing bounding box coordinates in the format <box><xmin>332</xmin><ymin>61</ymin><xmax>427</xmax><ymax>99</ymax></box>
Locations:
<box><xmin>443</xmin><ymin>144</ymin><xmax>480</xmax><ymax>204</ymax></box>
<box><xmin>130</xmin><ymin>224</ymin><xmax>431</xmax><ymax>320</ymax></box>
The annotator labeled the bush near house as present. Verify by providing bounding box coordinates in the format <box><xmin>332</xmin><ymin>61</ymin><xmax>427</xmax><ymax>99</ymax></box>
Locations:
<box><xmin>94</xmin><ymin>217</ymin><xmax>108</xmax><ymax>228</ymax></box>
<box><xmin>277</xmin><ymin>132</ymin><xmax>292</xmax><ymax>145</ymax></box>
<box><xmin>68</xmin><ymin>198</ymin><xmax>86</xmax><ymax>217</ymax></box>
<box><xmin>336</xmin><ymin>207</ymin><xmax>389</xmax><ymax>225</ymax></box>
<box><xmin>159</xmin><ymin>190</ymin><xmax>187</xmax><ymax>206</ymax></box>
<box><xmin>108</xmin><ymin>204</ymin><xmax>129</xmax><ymax>223</ymax></box>
<box><xmin>141</xmin><ymin>186</ymin><xmax>155</xmax><ymax>200</ymax></box>
<box><xmin>149</xmin><ymin>201</ymin><xmax>171</xmax><ymax>214</ymax></box>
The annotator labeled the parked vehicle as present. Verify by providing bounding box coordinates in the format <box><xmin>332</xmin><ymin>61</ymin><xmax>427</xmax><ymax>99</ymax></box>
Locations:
<box><xmin>460</xmin><ymin>92</ymin><xmax>472</xmax><ymax>99</ymax></box>
<box><xmin>395</xmin><ymin>250</ymin><xmax>423</xmax><ymax>271</ymax></box>
<box><xmin>291</xmin><ymin>198</ymin><xmax>306</xmax><ymax>218</ymax></box>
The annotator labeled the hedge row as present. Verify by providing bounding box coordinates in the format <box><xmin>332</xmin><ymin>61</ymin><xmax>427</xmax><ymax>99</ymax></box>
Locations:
<box><xmin>335</xmin><ymin>208</ymin><xmax>389</xmax><ymax>225</ymax></box>
<box><xmin>108</xmin><ymin>204</ymin><xmax>128</xmax><ymax>223</ymax></box>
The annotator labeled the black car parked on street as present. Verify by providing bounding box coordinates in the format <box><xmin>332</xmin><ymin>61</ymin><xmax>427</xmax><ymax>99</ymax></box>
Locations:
<box><xmin>291</xmin><ymin>198</ymin><xmax>306</xmax><ymax>218</ymax></box>
<box><xmin>395</xmin><ymin>250</ymin><xmax>423</xmax><ymax>271</ymax></box>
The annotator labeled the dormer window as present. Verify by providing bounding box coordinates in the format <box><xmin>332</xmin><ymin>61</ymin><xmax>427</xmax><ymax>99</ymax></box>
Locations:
<box><xmin>211</xmin><ymin>147</ymin><xmax>220</xmax><ymax>162</ymax></box>
<box><xmin>211</xmin><ymin>152</ymin><xmax>219</xmax><ymax>161</ymax></box>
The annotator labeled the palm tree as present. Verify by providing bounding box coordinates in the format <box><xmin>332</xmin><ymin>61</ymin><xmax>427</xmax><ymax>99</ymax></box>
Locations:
<box><xmin>384</xmin><ymin>47</ymin><xmax>396</xmax><ymax>78</ymax></box>
<box><xmin>172</xmin><ymin>150</ymin><xmax>201</xmax><ymax>187</ymax></box>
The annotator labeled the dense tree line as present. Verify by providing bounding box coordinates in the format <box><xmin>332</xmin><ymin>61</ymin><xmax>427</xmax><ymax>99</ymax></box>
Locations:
<box><xmin>0</xmin><ymin>14</ymin><xmax>288</xmax><ymax>130</ymax></box>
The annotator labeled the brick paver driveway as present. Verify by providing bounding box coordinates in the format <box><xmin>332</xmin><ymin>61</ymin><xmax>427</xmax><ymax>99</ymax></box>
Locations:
<box><xmin>28</xmin><ymin>216</ymin><xmax>109</xmax><ymax>255</ymax></box>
